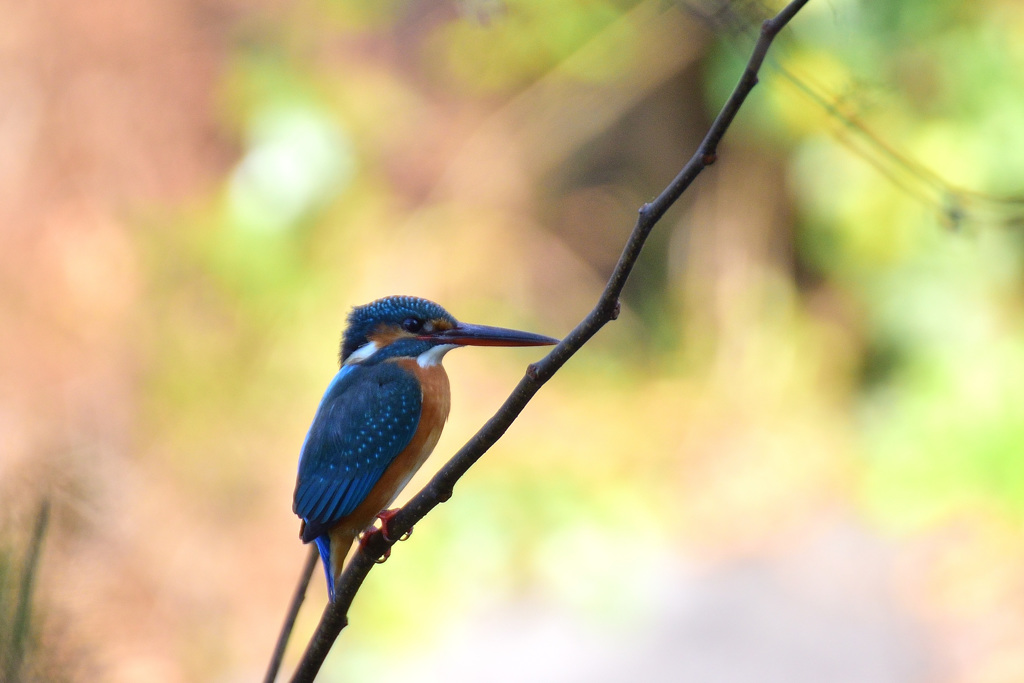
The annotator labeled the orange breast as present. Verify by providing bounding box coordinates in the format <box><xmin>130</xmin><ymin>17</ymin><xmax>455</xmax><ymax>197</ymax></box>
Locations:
<box><xmin>333</xmin><ymin>360</ymin><xmax>451</xmax><ymax>537</ymax></box>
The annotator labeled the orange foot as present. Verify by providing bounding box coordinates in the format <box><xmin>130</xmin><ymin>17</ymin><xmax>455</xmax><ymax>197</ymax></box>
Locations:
<box><xmin>357</xmin><ymin>510</ymin><xmax>414</xmax><ymax>565</ymax></box>
<box><xmin>358</xmin><ymin>527</ymin><xmax>392</xmax><ymax>564</ymax></box>
<box><xmin>375</xmin><ymin>508</ymin><xmax>413</xmax><ymax>543</ymax></box>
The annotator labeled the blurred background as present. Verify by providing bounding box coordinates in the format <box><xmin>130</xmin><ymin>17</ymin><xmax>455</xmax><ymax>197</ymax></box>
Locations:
<box><xmin>2</xmin><ymin>0</ymin><xmax>1024</xmax><ymax>680</ymax></box>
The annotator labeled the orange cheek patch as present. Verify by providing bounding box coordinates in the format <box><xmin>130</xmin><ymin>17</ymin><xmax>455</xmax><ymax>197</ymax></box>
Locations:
<box><xmin>368</xmin><ymin>324</ymin><xmax>405</xmax><ymax>347</ymax></box>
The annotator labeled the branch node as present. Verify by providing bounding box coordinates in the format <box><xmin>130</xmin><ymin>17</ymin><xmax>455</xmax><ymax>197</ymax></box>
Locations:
<box><xmin>610</xmin><ymin>300</ymin><xmax>621</xmax><ymax>320</ymax></box>
<box><xmin>702</xmin><ymin>152</ymin><xmax>718</xmax><ymax>166</ymax></box>
<box><xmin>438</xmin><ymin>488</ymin><xmax>453</xmax><ymax>503</ymax></box>
<box><xmin>526</xmin><ymin>362</ymin><xmax>541</xmax><ymax>380</ymax></box>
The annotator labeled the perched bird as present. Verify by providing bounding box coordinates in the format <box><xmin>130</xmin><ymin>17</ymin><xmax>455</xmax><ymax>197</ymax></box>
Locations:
<box><xmin>294</xmin><ymin>295</ymin><xmax>558</xmax><ymax>600</ymax></box>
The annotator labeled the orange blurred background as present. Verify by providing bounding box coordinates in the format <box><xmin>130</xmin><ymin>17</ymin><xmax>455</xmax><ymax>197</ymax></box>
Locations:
<box><xmin>3</xmin><ymin>1</ymin><xmax>1024</xmax><ymax>681</ymax></box>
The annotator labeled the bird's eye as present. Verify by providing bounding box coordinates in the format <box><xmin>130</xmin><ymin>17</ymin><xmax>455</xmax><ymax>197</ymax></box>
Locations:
<box><xmin>402</xmin><ymin>317</ymin><xmax>424</xmax><ymax>333</ymax></box>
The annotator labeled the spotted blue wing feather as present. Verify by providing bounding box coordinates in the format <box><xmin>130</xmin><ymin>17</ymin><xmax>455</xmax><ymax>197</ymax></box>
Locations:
<box><xmin>294</xmin><ymin>361</ymin><xmax>422</xmax><ymax>543</ymax></box>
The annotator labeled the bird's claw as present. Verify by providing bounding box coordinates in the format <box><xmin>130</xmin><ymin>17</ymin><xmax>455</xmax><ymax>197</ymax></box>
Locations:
<box><xmin>375</xmin><ymin>508</ymin><xmax>413</xmax><ymax>543</ymax></box>
<box><xmin>358</xmin><ymin>528</ymin><xmax>393</xmax><ymax>564</ymax></box>
<box><xmin>354</xmin><ymin>509</ymin><xmax>413</xmax><ymax>565</ymax></box>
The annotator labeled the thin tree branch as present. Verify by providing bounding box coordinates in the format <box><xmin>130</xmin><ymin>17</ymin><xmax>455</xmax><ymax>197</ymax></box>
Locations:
<box><xmin>263</xmin><ymin>545</ymin><xmax>319</xmax><ymax>683</ymax></box>
<box><xmin>288</xmin><ymin>2</ymin><xmax>810</xmax><ymax>679</ymax></box>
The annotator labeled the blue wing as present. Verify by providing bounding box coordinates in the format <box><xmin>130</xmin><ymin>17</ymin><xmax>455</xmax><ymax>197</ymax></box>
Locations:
<box><xmin>294</xmin><ymin>361</ymin><xmax>422</xmax><ymax>543</ymax></box>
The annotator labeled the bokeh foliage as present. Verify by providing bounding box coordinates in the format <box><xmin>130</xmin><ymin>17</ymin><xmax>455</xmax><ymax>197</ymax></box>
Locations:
<box><xmin>5</xmin><ymin>0</ymin><xmax>1024</xmax><ymax>680</ymax></box>
<box><xmin>141</xmin><ymin>0</ymin><xmax>1024</xmax><ymax>678</ymax></box>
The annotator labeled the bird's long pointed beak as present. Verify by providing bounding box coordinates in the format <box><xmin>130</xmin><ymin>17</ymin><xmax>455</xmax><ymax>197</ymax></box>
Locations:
<box><xmin>431</xmin><ymin>322</ymin><xmax>559</xmax><ymax>347</ymax></box>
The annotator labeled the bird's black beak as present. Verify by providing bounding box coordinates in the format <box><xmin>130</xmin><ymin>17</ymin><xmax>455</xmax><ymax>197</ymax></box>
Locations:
<box><xmin>430</xmin><ymin>322</ymin><xmax>559</xmax><ymax>347</ymax></box>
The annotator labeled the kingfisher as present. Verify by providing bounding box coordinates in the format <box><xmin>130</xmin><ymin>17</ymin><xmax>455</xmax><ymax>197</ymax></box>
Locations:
<box><xmin>294</xmin><ymin>295</ymin><xmax>558</xmax><ymax>601</ymax></box>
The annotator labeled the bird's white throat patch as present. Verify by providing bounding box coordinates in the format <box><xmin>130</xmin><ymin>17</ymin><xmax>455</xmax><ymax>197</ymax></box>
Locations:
<box><xmin>344</xmin><ymin>341</ymin><xmax>378</xmax><ymax>365</ymax></box>
<box><xmin>417</xmin><ymin>344</ymin><xmax>458</xmax><ymax>367</ymax></box>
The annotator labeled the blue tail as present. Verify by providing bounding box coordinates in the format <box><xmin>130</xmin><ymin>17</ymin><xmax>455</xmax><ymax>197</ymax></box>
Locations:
<box><xmin>314</xmin><ymin>535</ymin><xmax>336</xmax><ymax>601</ymax></box>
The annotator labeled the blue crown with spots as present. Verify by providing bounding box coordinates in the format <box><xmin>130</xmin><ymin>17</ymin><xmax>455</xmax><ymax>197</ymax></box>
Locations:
<box><xmin>339</xmin><ymin>295</ymin><xmax>457</xmax><ymax>363</ymax></box>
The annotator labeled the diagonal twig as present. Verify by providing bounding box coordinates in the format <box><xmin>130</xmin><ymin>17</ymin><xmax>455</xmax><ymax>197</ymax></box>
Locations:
<box><xmin>283</xmin><ymin>2</ymin><xmax>811</xmax><ymax>680</ymax></box>
<box><xmin>263</xmin><ymin>545</ymin><xmax>319</xmax><ymax>683</ymax></box>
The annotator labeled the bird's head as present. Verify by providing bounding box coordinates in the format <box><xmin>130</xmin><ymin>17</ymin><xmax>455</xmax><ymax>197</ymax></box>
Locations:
<box><xmin>340</xmin><ymin>295</ymin><xmax>558</xmax><ymax>367</ymax></box>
